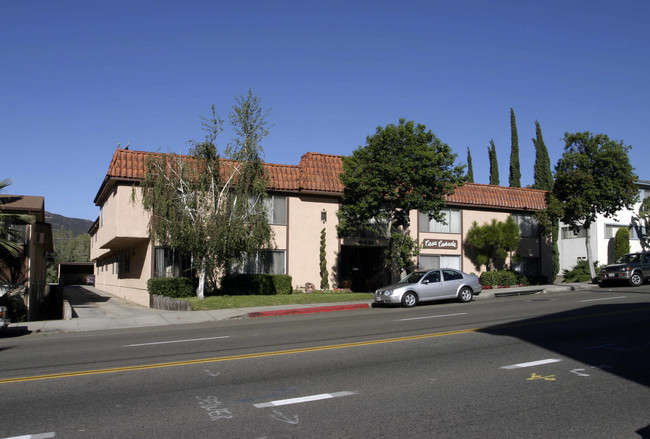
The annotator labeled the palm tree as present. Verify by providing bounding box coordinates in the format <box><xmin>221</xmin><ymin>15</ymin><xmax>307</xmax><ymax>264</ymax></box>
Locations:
<box><xmin>0</xmin><ymin>178</ymin><xmax>33</xmax><ymax>257</ymax></box>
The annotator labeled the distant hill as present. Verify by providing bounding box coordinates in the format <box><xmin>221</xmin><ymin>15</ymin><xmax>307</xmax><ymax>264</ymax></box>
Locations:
<box><xmin>45</xmin><ymin>212</ymin><xmax>94</xmax><ymax>236</ymax></box>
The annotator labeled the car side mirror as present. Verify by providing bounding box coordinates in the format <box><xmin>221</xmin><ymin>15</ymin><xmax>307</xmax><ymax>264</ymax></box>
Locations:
<box><xmin>422</xmin><ymin>280</ymin><xmax>429</xmax><ymax>284</ymax></box>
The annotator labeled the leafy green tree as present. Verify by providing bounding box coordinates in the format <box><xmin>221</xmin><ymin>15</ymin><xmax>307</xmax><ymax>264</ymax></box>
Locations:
<box><xmin>488</xmin><ymin>140</ymin><xmax>500</xmax><ymax>185</ymax></box>
<box><xmin>614</xmin><ymin>227</ymin><xmax>630</xmax><ymax>261</ymax></box>
<box><xmin>0</xmin><ymin>179</ymin><xmax>33</xmax><ymax>257</ymax></box>
<box><xmin>338</xmin><ymin>119</ymin><xmax>465</xmax><ymax>279</ymax></box>
<box><xmin>532</xmin><ymin>121</ymin><xmax>553</xmax><ymax>191</ymax></box>
<box><xmin>140</xmin><ymin>91</ymin><xmax>272</xmax><ymax>298</ymax></box>
<box><xmin>319</xmin><ymin>228</ymin><xmax>329</xmax><ymax>290</ymax></box>
<box><xmin>466</xmin><ymin>147</ymin><xmax>474</xmax><ymax>183</ymax></box>
<box><xmin>530</xmin><ymin>120</ymin><xmax>559</xmax><ymax>280</ymax></box>
<box><xmin>465</xmin><ymin>217</ymin><xmax>520</xmax><ymax>271</ymax></box>
<box><xmin>553</xmin><ymin>132</ymin><xmax>638</xmax><ymax>280</ymax></box>
<box><xmin>46</xmin><ymin>230</ymin><xmax>91</xmax><ymax>283</ymax></box>
<box><xmin>509</xmin><ymin>108</ymin><xmax>521</xmax><ymax>187</ymax></box>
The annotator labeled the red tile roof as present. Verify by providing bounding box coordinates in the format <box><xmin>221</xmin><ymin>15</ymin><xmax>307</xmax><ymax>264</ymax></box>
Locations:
<box><xmin>99</xmin><ymin>148</ymin><xmax>547</xmax><ymax>211</ymax></box>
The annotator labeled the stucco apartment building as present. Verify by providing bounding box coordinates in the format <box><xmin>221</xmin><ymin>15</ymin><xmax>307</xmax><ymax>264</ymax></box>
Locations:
<box><xmin>0</xmin><ymin>194</ymin><xmax>53</xmax><ymax>319</ymax></box>
<box><xmin>90</xmin><ymin>148</ymin><xmax>551</xmax><ymax>307</ymax></box>
<box><xmin>558</xmin><ymin>179</ymin><xmax>650</xmax><ymax>272</ymax></box>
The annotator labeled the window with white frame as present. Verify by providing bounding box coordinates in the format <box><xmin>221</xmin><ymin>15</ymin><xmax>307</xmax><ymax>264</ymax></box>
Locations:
<box><xmin>419</xmin><ymin>209</ymin><xmax>461</xmax><ymax>233</ymax></box>
<box><xmin>233</xmin><ymin>250</ymin><xmax>286</xmax><ymax>275</ymax></box>
<box><xmin>419</xmin><ymin>255</ymin><xmax>461</xmax><ymax>270</ymax></box>
<box><xmin>605</xmin><ymin>224</ymin><xmax>628</xmax><ymax>239</ymax></box>
<box><xmin>265</xmin><ymin>195</ymin><xmax>287</xmax><ymax>225</ymax></box>
<box><xmin>512</xmin><ymin>214</ymin><xmax>539</xmax><ymax>238</ymax></box>
<box><xmin>561</xmin><ymin>226</ymin><xmax>586</xmax><ymax>239</ymax></box>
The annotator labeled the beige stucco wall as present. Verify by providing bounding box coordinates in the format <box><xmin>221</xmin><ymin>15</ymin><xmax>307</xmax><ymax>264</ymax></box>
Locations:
<box><xmin>93</xmin><ymin>240</ymin><xmax>152</xmax><ymax>307</ymax></box>
<box><xmin>286</xmin><ymin>194</ymin><xmax>340</xmax><ymax>289</ymax></box>
<box><xmin>91</xmin><ymin>185</ymin><xmax>152</xmax><ymax>307</ymax></box>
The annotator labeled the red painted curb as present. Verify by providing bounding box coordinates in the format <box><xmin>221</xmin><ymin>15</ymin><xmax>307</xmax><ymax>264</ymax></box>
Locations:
<box><xmin>248</xmin><ymin>303</ymin><xmax>371</xmax><ymax>318</ymax></box>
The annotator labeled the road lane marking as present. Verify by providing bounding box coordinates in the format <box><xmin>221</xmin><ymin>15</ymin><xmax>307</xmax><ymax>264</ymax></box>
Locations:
<box><xmin>501</xmin><ymin>359</ymin><xmax>562</xmax><ymax>369</ymax></box>
<box><xmin>2</xmin><ymin>433</ymin><xmax>56</xmax><ymax>439</ymax></box>
<box><xmin>3</xmin><ymin>305</ymin><xmax>647</xmax><ymax>385</ymax></box>
<box><xmin>124</xmin><ymin>336</ymin><xmax>230</xmax><ymax>347</ymax></box>
<box><xmin>398</xmin><ymin>313</ymin><xmax>467</xmax><ymax>321</ymax></box>
<box><xmin>579</xmin><ymin>296</ymin><xmax>626</xmax><ymax>302</ymax></box>
<box><xmin>0</xmin><ymin>328</ymin><xmax>480</xmax><ymax>384</ymax></box>
<box><xmin>253</xmin><ymin>391</ymin><xmax>357</xmax><ymax>408</ymax></box>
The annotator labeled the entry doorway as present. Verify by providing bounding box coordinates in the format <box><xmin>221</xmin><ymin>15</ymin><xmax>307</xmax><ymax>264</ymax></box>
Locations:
<box><xmin>339</xmin><ymin>246</ymin><xmax>388</xmax><ymax>292</ymax></box>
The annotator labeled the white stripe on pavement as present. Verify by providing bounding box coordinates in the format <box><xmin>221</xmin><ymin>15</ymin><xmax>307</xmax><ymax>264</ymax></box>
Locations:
<box><xmin>2</xmin><ymin>433</ymin><xmax>56</xmax><ymax>439</ymax></box>
<box><xmin>579</xmin><ymin>296</ymin><xmax>626</xmax><ymax>302</ymax></box>
<box><xmin>253</xmin><ymin>391</ymin><xmax>357</xmax><ymax>408</ymax></box>
<box><xmin>124</xmin><ymin>336</ymin><xmax>229</xmax><ymax>347</ymax></box>
<box><xmin>501</xmin><ymin>359</ymin><xmax>562</xmax><ymax>369</ymax></box>
<box><xmin>398</xmin><ymin>312</ymin><xmax>467</xmax><ymax>321</ymax></box>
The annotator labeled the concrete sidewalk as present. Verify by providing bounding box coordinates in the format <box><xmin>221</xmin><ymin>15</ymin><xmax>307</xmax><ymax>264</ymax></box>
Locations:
<box><xmin>6</xmin><ymin>283</ymin><xmax>591</xmax><ymax>334</ymax></box>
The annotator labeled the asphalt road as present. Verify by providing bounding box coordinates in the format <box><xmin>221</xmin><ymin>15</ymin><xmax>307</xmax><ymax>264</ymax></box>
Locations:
<box><xmin>1</xmin><ymin>285</ymin><xmax>649</xmax><ymax>438</ymax></box>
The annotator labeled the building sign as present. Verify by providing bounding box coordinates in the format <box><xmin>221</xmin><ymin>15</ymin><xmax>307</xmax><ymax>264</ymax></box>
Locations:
<box><xmin>422</xmin><ymin>239</ymin><xmax>458</xmax><ymax>250</ymax></box>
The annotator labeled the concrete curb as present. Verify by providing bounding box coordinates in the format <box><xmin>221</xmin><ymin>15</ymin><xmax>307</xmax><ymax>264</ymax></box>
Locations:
<box><xmin>248</xmin><ymin>303</ymin><xmax>371</xmax><ymax>318</ymax></box>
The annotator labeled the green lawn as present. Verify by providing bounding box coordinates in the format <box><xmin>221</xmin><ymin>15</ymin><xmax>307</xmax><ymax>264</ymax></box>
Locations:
<box><xmin>185</xmin><ymin>292</ymin><xmax>374</xmax><ymax>310</ymax></box>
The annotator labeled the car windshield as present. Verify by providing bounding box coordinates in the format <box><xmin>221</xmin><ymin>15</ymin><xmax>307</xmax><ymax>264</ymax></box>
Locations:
<box><xmin>399</xmin><ymin>271</ymin><xmax>426</xmax><ymax>284</ymax></box>
<box><xmin>616</xmin><ymin>253</ymin><xmax>641</xmax><ymax>263</ymax></box>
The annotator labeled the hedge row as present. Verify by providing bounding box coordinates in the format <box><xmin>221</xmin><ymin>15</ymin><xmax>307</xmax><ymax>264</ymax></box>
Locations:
<box><xmin>479</xmin><ymin>270</ymin><xmax>519</xmax><ymax>287</ymax></box>
<box><xmin>220</xmin><ymin>274</ymin><xmax>292</xmax><ymax>295</ymax></box>
<box><xmin>147</xmin><ymin>277</ymin><xmax>194</xmax><ymax>298</ymax></box>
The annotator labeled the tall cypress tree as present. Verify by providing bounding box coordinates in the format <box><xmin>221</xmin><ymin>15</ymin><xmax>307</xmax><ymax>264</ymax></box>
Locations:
<box><xmin>466</xmin><ymin>147</ymin><xmax>474</xmax><ymax>183</ymax></box>
<box><xmin>532</xmin><ymin>120</ymin><xmax>554</xmax><ymax>191</ymax></box>
<box><xmin>509</xmin><ymin>108</ymin><xmax>521</xmax><ymax>187</ymax></box>
<box><xmin>488</xmin><ymin>140</ymin><xmax>500</xmax><ymax>185</ymax></box>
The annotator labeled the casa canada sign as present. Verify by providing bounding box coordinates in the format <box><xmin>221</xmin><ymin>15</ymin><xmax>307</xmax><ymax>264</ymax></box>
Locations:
<box><xmin>422</xmin><ymin>239</ymin><xmax>458</xmax><ymax>250</ymax></box>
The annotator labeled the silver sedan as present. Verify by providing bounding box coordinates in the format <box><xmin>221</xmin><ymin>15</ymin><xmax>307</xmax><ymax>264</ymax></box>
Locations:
<box><xmin>374</xmin><ymin>268</ymin><xmax>482</xmax><ymax>307</ymax></box>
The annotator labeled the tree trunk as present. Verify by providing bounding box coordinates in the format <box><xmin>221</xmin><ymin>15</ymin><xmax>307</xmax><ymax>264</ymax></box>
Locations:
<box><xmin>196</xmin><ymin>258</ymin><xmax>206</xmax><ymax>300</ymax></box>
<box><xmin>584</xmin><ymin>225</ymin><xmax>597</xmax><ymax>282</ymax></box>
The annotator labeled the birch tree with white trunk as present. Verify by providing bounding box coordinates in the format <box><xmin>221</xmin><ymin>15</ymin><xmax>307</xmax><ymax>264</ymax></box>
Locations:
<box><xmin>140</xmin><ymin>91</ymin><xmax>272</xmax><ymax>298</ymax></box>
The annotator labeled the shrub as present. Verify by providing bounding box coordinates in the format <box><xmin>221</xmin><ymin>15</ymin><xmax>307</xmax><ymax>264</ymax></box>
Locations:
<box><xmin>147</xmin><ymin>277</ymin><xmax>195</xmax><ymax>298</ymax></box>
<box><xmin>614</xmin><ymin>228</ymin><xmax>630</xmax><ymax>260</ymax></box>
<box><xmin>480</xmin><ymin>270</ymin><xmax>519</xmax><ymax>287</ymax></box>
<box><xmin>220</xmin><ymin>274</ymin><xmax>292</xmax><ymax>295</ymax></box>
<box><xmin>562</xmin><ymin>260</ymin><xmax>599</xmax><ymax>283</ymax></box>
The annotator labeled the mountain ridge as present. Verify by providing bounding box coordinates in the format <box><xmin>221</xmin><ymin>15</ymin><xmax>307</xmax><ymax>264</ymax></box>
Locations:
<box><xmin>45</xmin><ymin>212</ymin><xmax>94</xmax><ymax>236</ymax></box>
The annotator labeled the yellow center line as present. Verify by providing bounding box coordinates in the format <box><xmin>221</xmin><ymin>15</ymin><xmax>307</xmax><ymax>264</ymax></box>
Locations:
<box><xmin>2</xmin><ymin>305</ymin><xmax>646</xmax><ymax>385</ymax></box>
<box><xmin>0</xmin><ymin>327</ymin><xmax>478</xmax><ymax>384</ymax></box>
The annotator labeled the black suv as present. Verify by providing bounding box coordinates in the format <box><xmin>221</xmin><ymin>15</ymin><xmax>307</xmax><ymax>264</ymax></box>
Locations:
<box><xmin>599</xmin><ymin>252</ymin><xmax>650</xmax><ymax>287</ymax></box>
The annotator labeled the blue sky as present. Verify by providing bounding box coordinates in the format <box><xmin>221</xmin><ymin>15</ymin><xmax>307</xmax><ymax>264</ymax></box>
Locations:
<box><xmin>2</xmin><ymin>0</ymin><xmax>648</xmax><ymax>221</ymax></box>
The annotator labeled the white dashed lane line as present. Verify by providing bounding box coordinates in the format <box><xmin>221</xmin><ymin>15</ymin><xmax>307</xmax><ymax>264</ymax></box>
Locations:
<box><xmin>253</xmin><ymin>391</ymin><xmax>357</xmax><ymax>408</ymax></box>
<box><xmin>124</xmin><ymin>336</ymin><xmax>230</xmax><ymax>347</ymax></box>
<box><xmin>398</xmin><ymin>312</ymin><xmax>467</xmax><ymax>321</ymax></box>
<box><xmin>501</xmin><ymin>359</ymin><xmax>562</xmax><ymax>369</ymax></box>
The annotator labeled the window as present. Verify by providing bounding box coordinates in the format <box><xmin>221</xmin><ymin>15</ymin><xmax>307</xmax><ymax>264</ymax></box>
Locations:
<box><xmin>233</xmin><ymin>250</ymin><xmax>286</xmax><ymax>275</ymax></box>
<box><xmin>117</xmin><ymin>254</ymin><xmax>130</xmax><ymax>277</ymax></box>
<box><xmin>513</xmin><ymin>257</ymin><xmax>540</xmax><ymax>277</ymax></box>
<box><xmin>513</xmin><ymin>214</ymin><xmax>539</xmax><ymax>238</ymax></box>
<box><xmin>154</xmin><ymin>247</ymin><xmax>192</xmax><ymax>278</ymax></box>
<box><xmin>561</xmin><ymin>226</ymin><xmax>586</xmax><ymax>239</ymax></box>
<box><xmin>632</xmin><ymin>224</ymin><xmax>646</xmax><ymax>240</ymax></box>
<box><xmin>419</xmin><ymin>255</ymin><xmax>461</xmax><ymax>270</ymax></box>
<box><xmin>265</xmin><ymin>195</ymin><xmax>286</xmax><ymax>225</ymax></box>
<box><xmin>4</xmin><ymin>222</ymin><xmax>27</xmax><ymax>244</ymax></box>
<box><xmin>442</xmin><ymin>269</ymin><xmax>463</xmax><ymax>281</ymax></box>
<box><xmin>605</xmin><ymin>224</ymin><xmax>627</xmax><ymax>239</ymax></box>
<box><xmin>100</xmin><ymin>207</ymin><xmax>104</xmax><ymax>227</ymax></box>
<box><xmin>423</xmin><ymin>271</ymin><xmax>440</xmax><ymax>283</ymax></box>
<box><xmin>419</xmin><ymin>209</ymin><xmax>460</xmax><ymax>233</ymax></box>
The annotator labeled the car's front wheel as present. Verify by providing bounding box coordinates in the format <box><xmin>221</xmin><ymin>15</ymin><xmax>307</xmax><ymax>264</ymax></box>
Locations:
<box><xmin>401</xmin><ymin>292</ymin><xmax>418</xmax><ymax>308</ymax></box>
<box><xmin>629</xmin><ymin>272</ymin><xmax>644</xmax><ymax>287</ymax></box>
<box><xmin>458</xmin><ymin>287</ymin><xmax>473</xmax><ymax>303</ymax></box>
